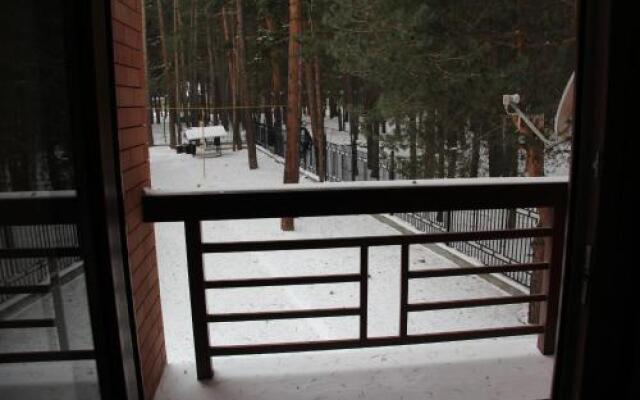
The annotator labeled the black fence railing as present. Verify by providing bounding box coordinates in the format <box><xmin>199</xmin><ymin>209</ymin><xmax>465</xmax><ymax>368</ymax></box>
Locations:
<box><xmin>0</xmin><ymin>225</ymin><xmax>79</xmax><ymax>305</ymax></box>
<box><xmin>255</xmin><ymin>122</ymin><xmax>541</xmax><ymax>288</ymax></box>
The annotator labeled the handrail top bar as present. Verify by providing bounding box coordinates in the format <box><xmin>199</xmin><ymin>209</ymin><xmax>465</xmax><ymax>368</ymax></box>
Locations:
<box><xmin>145</xmin><ymin>176</ymin><xmax>567</xmax><ymax>197</ymax></box>
<box><xmin>0</xmin><ymin>190</ymin><xmax>78</xmax><ymax>225</ymax></box>
<box><xmin>143</xmin><ymin>177</ymin><xmax>568</xmax><ymax>222</ymax></box>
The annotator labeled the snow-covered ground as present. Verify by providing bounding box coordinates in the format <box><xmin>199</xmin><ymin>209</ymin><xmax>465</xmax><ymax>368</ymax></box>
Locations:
<box><xmin>150</xmin><ymin>145</ymin><xmax>553</xmax><ymax>400</ymax></box>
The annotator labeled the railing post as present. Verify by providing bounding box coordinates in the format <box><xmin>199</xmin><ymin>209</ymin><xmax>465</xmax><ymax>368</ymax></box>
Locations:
<box><xmin>400</xmin><ymin>244</ymin><xmax>409</xmax><ymax>337</ymax></box>
<box><xmin>537</xmin><ymin>204</ymin><xmax>567</xmax><ymax>355</ymax></box>
<box><xmin>48</xmin><ymin>257</ymin><xmax>69</xmax><ymax>351</ymax></box>
<box><xmin>184</xmin><ymin>220</ymin><xmax>213</xmax><ymax>379</ymax></box>
<box><xmin>360</xmin><ymin>246</ymin><xmax>369</xmax><ymax>341</ymax></box>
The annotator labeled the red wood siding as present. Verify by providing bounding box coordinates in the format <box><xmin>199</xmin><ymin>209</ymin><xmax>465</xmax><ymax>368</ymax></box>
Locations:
<box><xmin>111</xmin><ymin>0</ymin><xmax>166</xmax><ymax>398</ymax></box>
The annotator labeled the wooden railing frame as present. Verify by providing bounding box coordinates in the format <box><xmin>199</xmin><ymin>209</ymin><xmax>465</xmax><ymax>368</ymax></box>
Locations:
<box><xmin>0</xmin><ymin>191</ymin><xmax>93</xmax><ymax>363</ymax></box>
<box><xmin>142</xmin><ymin>177</ymin><xmax>568</xmax><ymax>380</ymax></box>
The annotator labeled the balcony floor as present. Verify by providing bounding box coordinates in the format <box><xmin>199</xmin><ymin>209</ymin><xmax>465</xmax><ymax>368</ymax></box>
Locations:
<box><xmin>149</xmin><ymin>143</ymin><xmax>554</xmax><ymax>400</ymax></box>
<box><xmin>154</xmin><ymin>337</ymin><xmax>552</xmax><ymax>400</ymax></box>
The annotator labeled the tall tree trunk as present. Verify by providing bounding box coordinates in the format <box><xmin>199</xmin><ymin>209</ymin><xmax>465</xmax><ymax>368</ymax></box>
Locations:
<box><xmin>422</xmin><ymin>111</ymin><xmax>436</xmax><ymax>178</ymax></box>
<box><xmin>206</xmin><ymin>26</ymin><xmax>217</xmax><ymax>125</ymax></box>
<box><xmin>469</xmin><ymin>121</ymin><xmax>481</xmax><ymax>177</ymax></box>
<box><xmin>313</xmin><ymin>57</ymin><xmax>326</xmax><ymax>181</ymax></box>
<box><xmin>221</xmin><ymin>5</ymin><xmax>241</xmax><ymax>150</ymax></box>
<box><xmin>172</xmin><ymin>0</ymin><xmax>182</xmax><ymax>145</ymax></box>
<box><xmin>446</xmin><ymin>122</ymin><xmax>458</xmax><ymax>178</ymax></box>
<box><xmin>304</xmin><ymin>60</ymin><xmax>319</xmax><ymax>172</ymax></box>
<box><xmin>345</xmin><ymin>75</ymin><xmax>358</xmax><ymax>180</ymax></box>
<box><xmin>437</xmin><ymin>112</ymin><xmax>446</xmax><ymax>178</ymax></box>
<box><xmin>282</xmin><ymin>0</ymin><xmax>302</xmax><ymax>231</ymax></box>
<box><xmin>154</xmin><ymin>96</ymin><xmax>161</xmax><ymax>125</ymax></box>
<box><xmin>265</xmin><ymin>14</ymin><xmax>283</xmax><ymax>128</ymax></box>
<box><xmin>235</xmin><ymin>0</ymin><xmax>258</xmax><ymax>169</ymax></box>
<box><xmin>156</xmin><ymin>0</ymin><xmax>177</xmax><ymax>147</ymax></box>
<box><xmin>368</xmin><ymin>121</ymin><xmax>380</xmax><ymax>179</ymax></box>
<box><xmin>188</xmin><ymin>0</ymin><xmax>198</xmax><ymax>127</ymax></box>
<box><xmin>329</xmin><ymin>95</ymin><xmax>338</xmax><ymax>118</ymax></box>
<box><xmin>408</xmin><ymin>115</ymin><xmax>417</xmax><ymax>179</ymax></box>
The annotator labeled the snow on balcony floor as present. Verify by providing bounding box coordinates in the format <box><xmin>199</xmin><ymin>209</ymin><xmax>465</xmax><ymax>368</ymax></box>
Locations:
<box><xmin>150</xmin><ymin>145</ymin><xmax>553</xmax><ymax>400</ymax></box>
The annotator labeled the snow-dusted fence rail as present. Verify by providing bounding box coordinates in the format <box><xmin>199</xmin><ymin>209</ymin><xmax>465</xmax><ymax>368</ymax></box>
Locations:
<box><xmin>255</xmin><ymin>122</ymin><xmax>541</xmax><ymax>288</ymax></box>
<box><xmin>142</xmin><ymin>177</ymin><xmax>567</xmax><ymax>380</ymax></box>
<box><xmin>0</xmin><ymin>191</ymin><xmax>84</xmax><ymax>363</ymax></box>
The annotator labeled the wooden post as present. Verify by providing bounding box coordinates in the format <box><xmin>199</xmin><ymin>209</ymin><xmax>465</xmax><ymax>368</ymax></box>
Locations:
<box><xmin>360</xmin><ymin>246</ymin><xmax>369</xmax><ymax>340</ymax></box>
<box><xmin>48</xmin><ymin>257</ymin><xmax>69</xmax><ymax>351</ymax></box>
<box><xmin>537</xmin><ymin>203</ymin><xmax>567</xmax><ymax>354</ymax></box>
<box><xmin>184</xmin><ymin>220</ymin><xmax>212</xmax><ymax>379</ymax></box>
<box><xmin>513</xmin><ymin>114</ymin><xmax>549</xmax><ymax>324</ymax></box>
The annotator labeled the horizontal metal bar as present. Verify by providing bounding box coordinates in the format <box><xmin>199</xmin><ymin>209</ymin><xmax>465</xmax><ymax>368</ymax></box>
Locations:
<box><xmin>206</xmin><ymin>273</ymin><xmax>361</xmax><ymax>289</ymax></box>
<box><xmin>407</xmin><ymin>294</ymin><xmax>548</xmax><ymax>312</ymax></box>
<box><xmin>0</xmin><ymin>350</ymin><xmax>95</xmax><ymax>363</ymax></box>
<box><xmin>0</xmin><ymin>285</ymin><xmax>51</xmax><ymax>294</ymax></box>
<box><xmin>201</xmin><ymin>228</ymin><xmax>552</xmax><ymax>253</ymax></box>
<box><xmin>209</xmin><ymin>325</ymin><xmax>545</xmax><ymax>356</ymax></box>
<box><xmin>0</xmin><ymin>247</ymin><xmax>81</xmax><ymax>259</ymax></box>
<box><xmin>408</xmin><ymin>262</ymin><xmax>550</xmax><ymax>279</ymax></box>
<box><xmin>0</xmin><ymin>319</ymin><xmax>56</xmax><ymax>329</ymax></box>
<box><xmin>143</xmin><ymin>178</ymin><xmax>568</xmax><ymax>222</ymax></box>
<box><xmin>208</xmin><ymin>307</ymin><xmax>360</xmax><ymax>323</ymax></box>
<box><xmin>0</xmin><ymin>191</ymin><xmax>78</xmax><ymax>225</ymax></box>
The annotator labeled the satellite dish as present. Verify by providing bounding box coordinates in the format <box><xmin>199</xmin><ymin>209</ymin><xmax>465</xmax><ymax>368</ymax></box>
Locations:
<box><xmin>554</xmin><ymin>72</ymin><xmax>575</xmax><ymax>139</ymax></box>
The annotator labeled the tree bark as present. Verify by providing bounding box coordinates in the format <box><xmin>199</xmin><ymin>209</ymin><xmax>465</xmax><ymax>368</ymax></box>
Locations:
<box><xmin>282</xmin><ymin>0</ymin><xmax>302</xmax><ymax>231</ymax></box>
<box><xmin>446</xmin><ymin>122</ymin><xmax>457</xmax><ymax>178</ymax></box>
<box><xmin>304</xmin><ymin>60</ymin><xmax>319</xmax><ymax>170</ymax></box>
<box><xmin>205</xmin><ymin>26</ymin><xmax>218</xmax><ymax>125</ymax></box>
<box><xmin>235</xmin><ymin>0</ymin><xmax>258</xmax><ymax>169</ymax></box>
<box><xmin>409</xmin><ymin>115</ymin><xmax>417</xmax><ymax>179</ymax></box>
<box><xmin>422</xmin><ymin>111</ymin><xmax>436</xmax><ymax>178</ymax></box>
<box><xmin>172</xmin><ymin>0</ymin><xmax>182</xmax><ymax>145</ymax></box>
<box><xmin>345</xmin><ymin>75</ymin><xmax>358</xmax><ymax>180</ymax></box>
<box><xmin>265</xmin><ymin>14</ymin><xmax>283</xmax><ymax>128</ymax></box>
<box><xmin>313</xmin><ymin>57</ymin><xmax>326</xmax><ymax>181</ymax></box>
<box><xmin>221</xmin><ymin>5</ymin><xmax>241</xmax><ymax>150</ymax></box>
<box><xmin>469</xmin><ymin>121</ymin><xmax>481</xmax><ymax>177</ymax></box>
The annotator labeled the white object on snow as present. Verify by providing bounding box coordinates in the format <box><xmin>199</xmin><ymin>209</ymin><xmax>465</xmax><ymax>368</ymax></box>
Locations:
<box><xmin>183</xmin><ymin>125</ymin><xmax>228</xmax><ymax>142</ymax></box>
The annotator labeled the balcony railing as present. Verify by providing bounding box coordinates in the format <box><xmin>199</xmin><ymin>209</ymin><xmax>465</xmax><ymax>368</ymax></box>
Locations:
<box><xmin>143</xmin><ymin>177</ymin><xmax>568</xmax><ymax>380</ymax></box>
<box><xmin>0</xmin><ymin>191</ymin><xmax>92</xmax><ymax>363</ymax></box>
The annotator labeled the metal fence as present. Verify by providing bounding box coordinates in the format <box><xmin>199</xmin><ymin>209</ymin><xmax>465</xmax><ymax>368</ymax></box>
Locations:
<box><xmin>255</xmin><ymin>123</ymin><xmax>540</xmax><ymax>288</ymax></box>
<box><xmin>0</xmin><ymin>224</ymin><xmax>79</xmax><ymax>305</ymax></box>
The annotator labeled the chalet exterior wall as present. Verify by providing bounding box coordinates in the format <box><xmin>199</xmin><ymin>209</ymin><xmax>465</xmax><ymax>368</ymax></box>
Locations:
<box><xmin>111</xmin><ymin>0</ymin><xmax>165</xmax><ymax>398</ymax></box>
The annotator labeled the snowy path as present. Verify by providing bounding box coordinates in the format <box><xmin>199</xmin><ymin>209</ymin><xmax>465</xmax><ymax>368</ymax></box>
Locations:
<box><xmin>151</xmin><ymin>145</ymin><xmax>552</xmax><ymax>400</ymax></box>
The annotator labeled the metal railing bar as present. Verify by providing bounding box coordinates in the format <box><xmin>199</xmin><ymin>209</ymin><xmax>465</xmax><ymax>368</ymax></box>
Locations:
<box><xmin>205</xmin><ymin>273</ymin><xmax>361</xmax><ymax>289</ymax></box>
<box><xmin>400</xmin><ymin>244</ymin><xmax>409</xmax><ymax>337</ymax></box>
<box><xmin>143</xmin><ymin>178</ymin><xmax>567</xmax><ymax>222</ymax></box>
<box><xmin>0</xmin><ymin>191</ymin><xmax>77</xmax><ymax>225</ymax></box>
<box><xmin>200</xmin><ymin>228</ymin><xmax>553</xmax><ymax>253</ymax></box>
<box><xmin>0</xmin><ymin>285</ymin><xmax>51</xmax><ymax>294</ymax></box>
<box><xmin>0</xmin><ymin>247</ymin><xmax>81</xmax><ymax>259</ymax></box>
<box><xmin>0</xmin><ymin>318</ymin><xmax>57</xmax><ymax>329</ymax></box>
<box><xmin>0</xmin><ymin>350</ymin><xmax>95</xmax><ymax>363</ymax></box>
<box><xmin>408</xmin><ymin>262</ymin><xmax>549</xmax><ymax>279</ymax></box>
<box><xmin>360</xmin><ymin>246</ymin><xmax>368</xmax><ymax>340</ymax></box>
<box><xmin>407</xmin><ymin>294</ymin><xmax>548</xmax><ymax>312</ymax></box>
<box><xmin>207</xmin><ymin>307</ymin><xmax>360</xmax><ymax>323</ymax></box>
<box><xmin>208</xmin><ymin>325</ymin><xmax>545</xmax><ymax>356</ymax></box>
